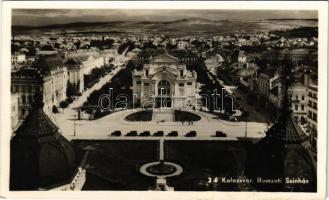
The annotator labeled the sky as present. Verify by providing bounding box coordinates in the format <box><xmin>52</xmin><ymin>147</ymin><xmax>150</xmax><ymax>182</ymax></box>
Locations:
<box><xmin>12</xmin><ymin>9</ymin><xmax>318</xmax><ymax>26</ymax></box>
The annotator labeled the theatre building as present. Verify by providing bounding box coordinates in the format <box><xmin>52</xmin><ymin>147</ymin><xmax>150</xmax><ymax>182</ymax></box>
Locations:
<box><xmin>132</xmin><ymin>54</ymin><xmax>198</xmax><ymax>108</ymax></box>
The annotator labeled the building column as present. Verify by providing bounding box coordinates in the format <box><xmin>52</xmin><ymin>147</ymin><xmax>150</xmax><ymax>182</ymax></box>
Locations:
<box><xmin>153</xmin><ymin>80</ymin><xmax>157</xmax><ymax>96</ymax></box>
<box><xmin>141</xmin><ymin>81</ymin><xmax>144</xmax><ymax>97</ymax></box>
<box><xmin>174</xmin><ymin>82</ymin><xmax>179</xmax><ymax>97</ymax></box>
<box><xmin>154</xmin><ymin>81</ymin><xmax>158</xmax><ymax>96</ymax></box>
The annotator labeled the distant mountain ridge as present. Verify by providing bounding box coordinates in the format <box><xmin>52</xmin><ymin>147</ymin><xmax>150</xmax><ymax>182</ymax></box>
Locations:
<box><xmin>12</xmin><ymin>17</ymin><xmax>318</xmax><ymax>36</ymax></box>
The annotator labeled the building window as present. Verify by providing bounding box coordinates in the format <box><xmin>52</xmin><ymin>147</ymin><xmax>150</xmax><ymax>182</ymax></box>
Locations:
<box><xmin>302</xmin><ymin>95</ymin><xmax>305</xmax><ymax>100</ymax></box>
<box><xmin>136</xmin><ymin>81</ymin><xmax>141</xmax><ymax>84</ymax></box>
<box><xmin>295</xmin><ymin>95</ymin><xmax>298</xmax><ymax>100</ymax></box>
<box><xmin>28</xmin><ymin>95</ymin><xmax>33</xmax><ymax>104</ymax></box>
<box><xmin>145</xmin><ymin>69</ymin><xmax>149</xmax><ymax>76</ymax></box>
<box><xmin>187</xmin><ymin>82</ymin><xmax>192</xmax><ymax>85</ymax></box>
<box><xmin>179</xmin><ymin>83</ymin><xmax>184</xmax><ymax>87</ymax></box>
<box><xmin>308</xmin><ymin>111</ymin><xmax>312</xmax><ymax>118</ymax></box>
<box><xmin>295</xmin><ymin>105</ymin><xmax>298</xmax><ymax>111</ymax></box>
<box><xmin>144</xmin><ymin>83</ymin><xmax>149</xmax><ymax>86</ymax></box>
<box><xmin>22</xmin><ymin>95</ymin><xmax>26</xmax><ymax>104</ymax></box>
<box><xmin>313</xmin><ymin>102</ymin><xmax>317</xmax><ymax>109</ymax></box>
<box><xmin>301</xmin><ymin>105</ymin><xmax>304</xmax><ymax>111</ymax></box>
<box><xmin>313</xmin><ymin>113</ymin><xmax>317</xmax><ymax>122</ymax></box>
<box><xmin>180</xmin><ymin>70</ymin><xmax>183</xmax><ymax>77</ymax></box>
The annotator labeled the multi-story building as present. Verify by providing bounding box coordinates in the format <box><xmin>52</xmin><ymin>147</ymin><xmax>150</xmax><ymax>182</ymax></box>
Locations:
<box><xmin>238</xmin><ymin>51</ymin><xmax>247</xmax><ymax>63</ymax></box>
<box><xmin>11</xmin><ymin>53</ymin><xmax>26</xmax><ymax>66</ymax></box>
<box><xmin>306</xmin><ymin>83</ymin><xmax>317</xmax><ymax>149</ymax></box>
<box><xmin>257</xmin><ymin>66</ymin><xmax>283</xmax><ymax>112</ymax></box>
<box><xmin>11</xmin><ymin>94</ymin><xmax>19</xmax><ymax>132</ymax></box>
<box><xmin>262</xmin><ymin>48</ymin><xmax>317</xmax><ymax>65</ymax></box>
<box><xmin>65</xmin><ymin>51</ymin><xmax>106</xmax><ymax>93</ymax></box>
<box><xmin>288</xmin><ymin>82</ymin><xmax>307</xmax><ymax>123</ymax></box>
<box><xmin>132</xmin><ymin>54</ymin><xmax>197</xmax><ymax>108</ymax></box>
<box><xmin>11</xmin><ymin>56</ymin><xmax>67</xmax><ymax>121</ymax></box>
<box><xmin>11</xmin><ymin>53</ymin><xmax>27</xmax><ymax>70</ymax></box>
<box><xmin>65</xmin><ymin>59</ymin><xmax>85</xmax><ymax>94</ymax></box>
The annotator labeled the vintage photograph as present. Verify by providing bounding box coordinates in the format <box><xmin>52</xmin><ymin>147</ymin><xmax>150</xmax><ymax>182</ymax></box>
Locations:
<box><xmin>7</xmin><ymin>6</ymin><xmax>321</xmax><ymax>193</ymax></box>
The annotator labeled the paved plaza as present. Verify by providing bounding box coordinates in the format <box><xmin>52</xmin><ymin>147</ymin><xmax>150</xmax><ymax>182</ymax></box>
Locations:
<box><xmin>53</xmin><ymin>105</ymin><xmax>268</xmax><ymax>141</ymax></box>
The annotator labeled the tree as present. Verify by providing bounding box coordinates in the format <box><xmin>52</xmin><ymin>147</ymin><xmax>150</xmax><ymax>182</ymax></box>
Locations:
<box><xmin>41</xmin><ymin>44</ymin><xmax>55</xmax><ymax>51</ymax></box>
<box><xmin>66</xmin><ymin>81</ymin><xmax>74</xmax><ymax>97</ymax></box>
<box><xmin>74</xmin><ymin>41</ymin><xmax>81</xmax><ymax>49</ymax></box>
<box><xmin>33</xmin><ymin>57</ymin><xmax>51</xmax><ymax>74</ymax></box>
<box><xmin>59</xmin><ymin>100</ymin><xmax>69</xmax><ymax>112</ymax></box>
<box><xmin>52</xmin><ymin>105</ymin><xmax>59</xmax><ymax>114</ymax></box>
<box><xmin>26</xmin><ymin>46</ymin><xmax>37</xmax><ymax>57</ymax></box>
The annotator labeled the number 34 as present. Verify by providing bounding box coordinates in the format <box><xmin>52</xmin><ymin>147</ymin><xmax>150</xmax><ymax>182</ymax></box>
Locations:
<box><xmin>208</xmin><ymin>177</ymin><xmax>219</xmax><ymax>183</ymax></box>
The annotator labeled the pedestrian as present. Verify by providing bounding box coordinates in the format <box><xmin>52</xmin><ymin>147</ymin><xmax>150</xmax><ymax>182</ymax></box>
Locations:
<box><xmin>191</xmin><ymin>121</ymin><xmax>194</xmax><ymax>125</ymax></box>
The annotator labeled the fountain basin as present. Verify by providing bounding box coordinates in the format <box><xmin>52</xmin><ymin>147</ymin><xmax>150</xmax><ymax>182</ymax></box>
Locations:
<box><xmin>140</xmin><ymin>161</ymin><xmax>183</xmax><ymax>178</ymax></box>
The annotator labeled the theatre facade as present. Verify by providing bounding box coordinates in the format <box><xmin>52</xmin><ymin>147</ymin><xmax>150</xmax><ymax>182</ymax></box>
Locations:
<box><xmin>132</xmin><ymin>54</ymin><xmax>198</xmax><ymax>108</ymax></box>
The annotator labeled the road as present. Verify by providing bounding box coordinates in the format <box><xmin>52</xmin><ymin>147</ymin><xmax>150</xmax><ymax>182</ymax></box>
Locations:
<box><xmin>50</xmin><ymin>47</ymin><xmax>134</xmax><ymax>136</ymax></box>
<box><xmin>205</xmin><ymin>62</ymin><xmax>271</xmax><ymax>123</ymax></box>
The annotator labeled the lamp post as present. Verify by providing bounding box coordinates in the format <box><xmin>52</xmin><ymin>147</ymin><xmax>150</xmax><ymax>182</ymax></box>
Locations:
<box><xmin>245</xmin><ymin>121</ymin><xmax>247</xmax><ymax>138</ymax></box>
<box><xmin>73</xmin><ymin>113</ymin><xmax>76</xmax><ymax>137</ymax></box>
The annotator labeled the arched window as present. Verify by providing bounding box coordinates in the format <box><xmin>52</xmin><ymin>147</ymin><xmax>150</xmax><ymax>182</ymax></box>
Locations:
<box><xmin>158</xmin><ymin>80</ymin><xmax>170</xmax><ymax>96</ymax></box>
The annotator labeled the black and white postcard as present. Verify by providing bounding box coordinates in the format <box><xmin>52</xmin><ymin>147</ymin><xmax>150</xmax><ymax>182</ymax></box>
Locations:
<box><xmin>0</xmin><ymin>1</ymin><xmax>327</xmax><ymax>200</ymax></box>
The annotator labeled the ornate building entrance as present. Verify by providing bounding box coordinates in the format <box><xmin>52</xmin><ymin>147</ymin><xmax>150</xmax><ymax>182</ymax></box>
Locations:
<box><xmin>158</xmin><ymin>80</ymin><xmax>171</xmax><ymax>96</ymax></box>
<box><xmin>132</xmin><ymin>54</ymin><xmax>198</xmax><ymax>108</ymax></box>
<box><xmin>156</xmin><ymin>80</ymin><xmax>172</xmax><ymax>108</ymax></box>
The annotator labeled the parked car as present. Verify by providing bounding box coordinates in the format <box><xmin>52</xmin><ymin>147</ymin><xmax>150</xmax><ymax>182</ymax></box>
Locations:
<box><xmin>215</xmin><ymin>131</ymin><xmax>227</xmax><ymax>137</ymax></box>
<box><xmin>185</xmin><ymin>131</ymin><xmax>197</xmax><ymax>137</ymax></box>
<box><xmin>166</xmin><ymin>131</ymin><xmax>178</xmax><ymax>137</ymax></box>
<box><xmin>126</xmin><ymin>131</ymin><xmax>138</xmax><ymax>136</ymax></box>
<box><xmin>111</xmin><ymin>130</ymin><xmax>121</xmax><ymax>136</ymax></box>
<box><xmin>153</xmin><ymin>131</ymin><xmax>164</xmax><ymax>137</ymax></box>
<box><xmin>139</xmin><ymin>131</ymin><xmax>151</xmax><ymax>136</ymax></box>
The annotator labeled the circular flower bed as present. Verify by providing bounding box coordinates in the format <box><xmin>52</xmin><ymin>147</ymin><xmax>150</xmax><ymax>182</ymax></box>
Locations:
<box><xmin>145</xmin><ymin>161</ymin><xmax>177</xmax><ymax>176</ymax></box>
<box><xmin>140</xmin><ymin>161</ymin><xmax>183</xmax><ymax>178</ymax></box>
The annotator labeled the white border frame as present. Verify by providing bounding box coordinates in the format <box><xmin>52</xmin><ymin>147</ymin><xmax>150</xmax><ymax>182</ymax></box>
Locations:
<box><xmin>1</xmin><ymin>1</ymin><xmax>327</xmax><ymax>200</ymax></box>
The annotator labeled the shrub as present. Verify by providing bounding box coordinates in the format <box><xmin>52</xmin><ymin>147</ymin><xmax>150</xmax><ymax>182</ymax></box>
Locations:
<box><xmin>242</xmin><ymin>111</ymin><xmax>250</xmax><ymax>118</ymax></box>
<box><xmin>66</xmin><ymin>97</ymin><xmax>74</xmax><ymax>103</ymax></box>
<box><xmin>94</xmin><ymin>109</ymin><xmax>112</xmax><ymax>120</ymax></box>
<box><xmin>59</xmin><ymin>100</ymin><xmax>69</xmax><ymax>109</ymax></box>
<box><xmin>85</xmin><ymin>107</ymin><xmax>94</xmax><ymax>115</ymax></box>
<box><xmin>52</xmin><ymin>105</ymin><xmax>59</xmax><ymax>114</ymax></box>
